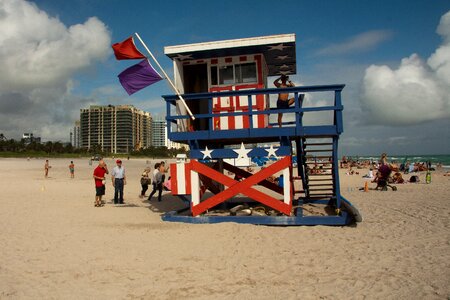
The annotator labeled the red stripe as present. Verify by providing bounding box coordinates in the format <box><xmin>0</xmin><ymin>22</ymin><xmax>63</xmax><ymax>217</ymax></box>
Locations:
<box><xmin>211</xmin><ymin>59</ymin><xmax>218</xmax><ymax>64</ymax></box>
<box><xmin>242</xmin><ymin>109</ymin><xmax>250</xmax><ymax>128</ymax></box>
<box><xmin>239</xmin><ymin>56</ymin><xmax>247</xmax><ymax>61</ymax></box>
<box><xmin>185</xmin><ymin>163</ymin><xmax>191</xmax><ymax>194</ymax></box>
<box><xmin>257</xmin><ymin>114</ymin><xmax>265</xmax><ymax>128</ymax></box>
<box><xmin>170</xmin><ymin>164</ymin><xmax>178</xmax><ymax>194</ymax></box>
<box><xmin>228</xmin><ymin>114</ymin><xmax>235</xmax><ymax>129</ymax></box>
<box><xmin>255</xmin><ymin>55</ymin><xmax>262</xmax><ymax>85</ymax></box>
<box><xmin>225</xmin><ymin>57</ymin><xmax>232</xmax><ymax>63</ymax></box>
<box><xmin>256</xmin><ymin>94</ymin><xmax>265</xmax><ymax>110</ymax></box>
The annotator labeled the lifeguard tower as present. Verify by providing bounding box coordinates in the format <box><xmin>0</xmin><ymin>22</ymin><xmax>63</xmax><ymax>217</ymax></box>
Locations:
<box><xmin>161</xmin><ymin>34</ymin><xmax>361</xmax><ymax>225</ymax></box>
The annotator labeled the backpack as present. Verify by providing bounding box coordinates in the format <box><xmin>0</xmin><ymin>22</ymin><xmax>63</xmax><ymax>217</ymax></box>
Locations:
<box><xmin>409</xmin><ymin>175</ymin><xmax>419</xmax><ymax>183</ymax></box>
<box><xmin>140</xmin><ymin>176</ymin><xmax>151</xmax><ymax>185</ymax></box>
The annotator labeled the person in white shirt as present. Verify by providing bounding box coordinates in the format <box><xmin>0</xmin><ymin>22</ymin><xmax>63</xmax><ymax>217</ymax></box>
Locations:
<box><xmin>111</xmin><ymin>159</ymin><xmax>126</xmax><ymax>204</ymax></box>
<box><xmin>148</xmin><ymin>163</ymin><xmax>163</xmax><ymax>202</ymax></box>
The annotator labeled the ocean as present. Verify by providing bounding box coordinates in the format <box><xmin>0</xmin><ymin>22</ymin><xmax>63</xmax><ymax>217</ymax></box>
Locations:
<box><xmin>346</xmin><ymin>154</ymin><xmax>450</xmax><ymax>169</ymax></box>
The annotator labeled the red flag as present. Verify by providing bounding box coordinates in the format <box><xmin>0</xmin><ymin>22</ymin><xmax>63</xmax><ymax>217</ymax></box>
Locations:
<box><xmin>112</xmin><ymin>36</ymin><xmax>146</xmax><ymax>60</ymax></box>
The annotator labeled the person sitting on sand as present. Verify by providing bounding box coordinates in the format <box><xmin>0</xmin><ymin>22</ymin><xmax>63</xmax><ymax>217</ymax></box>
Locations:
<box><xmin>340</xmin><ymin>156</ymin><xmax>348</xmax><ymax>168</ymax></box>
<box><xmin>346</xmin><ymin>166</ymin><xmax>355</xmax><ymax>175</ymax></box>
<box><xmin>392</xmin><ymin>172</ymin><xmax>405</xmax><ymax>184</ymax></box>
<box><xmin>363</xmin><ymin>168</ymin><xmax>374</xmax><ymax>179</ymax></box>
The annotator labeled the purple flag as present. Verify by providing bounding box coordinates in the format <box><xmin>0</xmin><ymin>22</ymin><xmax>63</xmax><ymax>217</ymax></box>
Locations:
<box><xmin>118</xmin><ymin>59</ymin><xmax>163</xmax><ymax>95</ymax></box>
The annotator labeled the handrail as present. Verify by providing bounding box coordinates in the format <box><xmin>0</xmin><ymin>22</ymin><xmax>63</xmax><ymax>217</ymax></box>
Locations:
<box><xmin>163</xmin><ymin>84</ymin><xmax>345</xmax><ymax>102</ymax></box>
<box><xmin>163</xmin><ymin>84</ymin><xmax>345</xmax><ymax>136</ymax></box>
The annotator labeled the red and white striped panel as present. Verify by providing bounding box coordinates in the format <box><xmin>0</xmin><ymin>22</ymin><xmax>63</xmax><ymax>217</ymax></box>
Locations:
<box><xmin>170</xmin><ymin>163</ymin><xmax>191</xmax><ymax>195</ymax></box>
<box><xmin>212</xmin><ymin>85</ymin><xmax>235</xmax><ymax>130</ymax></box>
<box><xmin>211</xmin><ymin>83</ymin><xmax>268</xmax><ymax>130</ymax></box>
<box><xmin>234</xmin><ymin>85</ymin><xmax>269</xmax><ymax>129</ymax></box>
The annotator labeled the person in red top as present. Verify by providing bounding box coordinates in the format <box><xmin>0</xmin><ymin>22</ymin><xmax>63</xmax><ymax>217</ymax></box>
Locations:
<box><xmin>93</xmin><ymin>160</ymin><xmax>109</xmax><ymax>207</ymax></box>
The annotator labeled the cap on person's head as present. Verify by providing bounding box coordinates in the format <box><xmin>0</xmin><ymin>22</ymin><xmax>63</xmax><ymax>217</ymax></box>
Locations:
<box><xmin>281</xmin><ymin>74</ymin><xmax>288</xmax><ymax>80</ymax></box>
<box><xmin>116</xmin><ymin>159</ymin><xmax>122</xmax><ymax>163</ymax></box>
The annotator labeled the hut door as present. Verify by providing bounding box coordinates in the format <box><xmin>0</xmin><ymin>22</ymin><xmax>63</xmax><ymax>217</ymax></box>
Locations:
<box><xmin>183</xmin><ymin>64</ymin><xmax>209</xmax><ymax>130</ymax></box>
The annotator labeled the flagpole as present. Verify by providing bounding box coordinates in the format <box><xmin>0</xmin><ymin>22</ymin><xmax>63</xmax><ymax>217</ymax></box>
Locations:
<box><xmin>134</xmin><ymin>32</ymin><xmax>195</xmax><ymax>121</ymax></box>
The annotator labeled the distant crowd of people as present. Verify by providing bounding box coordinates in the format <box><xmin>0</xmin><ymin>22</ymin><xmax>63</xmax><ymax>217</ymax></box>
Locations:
<box><xmin>340</xmin><ymin>153</ymin><xmax>444</xmax><ymax>189</ymax></box>
<box><xmin>340</xmin><ymin>155</ymin><xmax>439</xmax><ymax>174</ymax></box>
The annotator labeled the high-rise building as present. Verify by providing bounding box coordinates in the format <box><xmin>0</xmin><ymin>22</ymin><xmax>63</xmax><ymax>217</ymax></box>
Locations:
<box><xmin>80</xmin><ymin>105</ymin><xmax>152</xmax><ymax>153</ymax></box>
<box><xmin>73</xmin><ymin>121</ymin><xmax>80</xmax><ymax>148</ymax></box>
<box><xmin>22</xmin><ymin>133</ymin><xmax>41</xmax><ymax>144</ymax></box>
<box><xmin>151</xmin><ymin>117</ymin><xmax>167</xmax><ymax>147</ymax></box>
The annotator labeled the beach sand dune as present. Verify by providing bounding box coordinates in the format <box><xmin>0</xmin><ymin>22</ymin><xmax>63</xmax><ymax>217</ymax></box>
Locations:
<box><xmin>0</xmin><ymin>158</ymin><xmax>449</xmax><ymax>299</ymax></box>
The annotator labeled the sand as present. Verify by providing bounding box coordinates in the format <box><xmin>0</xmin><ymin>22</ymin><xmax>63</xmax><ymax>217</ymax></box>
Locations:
<box><xmin>0</xmin><ymin>157</ymin><xmax>449</xmax><ymax>299</ymax></box>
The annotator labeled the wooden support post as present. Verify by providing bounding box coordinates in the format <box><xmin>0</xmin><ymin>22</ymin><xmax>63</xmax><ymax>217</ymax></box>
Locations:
<box><xmin>191</xmin><ymin>169</ymin><xmax>200</xmax><ymax>208</ymax></box>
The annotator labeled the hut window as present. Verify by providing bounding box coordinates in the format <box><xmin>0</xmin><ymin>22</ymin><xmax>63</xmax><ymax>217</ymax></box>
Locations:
<box><xmin>211</xmin><ymin>66</ymin><xmax>218</xmax><ymax>85</ymax></box>
<box><xmin>235</xmin><ymin>62</ymin><xmax>257</xmax><ymax>83</ymax></box>
<box><xmin>219</xmin><ymin>65</ymin><xmax>234</xmax><ymax>84</ymax></box>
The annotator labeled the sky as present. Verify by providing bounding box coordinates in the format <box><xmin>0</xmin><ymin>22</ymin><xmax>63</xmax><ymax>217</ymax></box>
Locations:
<box><xmin>0</xmin><ymin>0</ymin><xmax>449</xmax><ymax>156</ymax></box>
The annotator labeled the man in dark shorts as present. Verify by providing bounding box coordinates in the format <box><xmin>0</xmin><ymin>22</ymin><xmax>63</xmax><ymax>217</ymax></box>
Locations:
<box><xmin>93</xmin><ymin>160</ymin><xmax>109</xmax><ymax>207</ymax></box>
<box><xmin>274</xmin><ymin>74</ymin><xmax>295</xmax><ymax>127</ymax></box>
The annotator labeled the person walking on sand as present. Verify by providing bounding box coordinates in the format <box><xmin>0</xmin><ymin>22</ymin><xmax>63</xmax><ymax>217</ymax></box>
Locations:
<box><xmin>111</xmin><ymin>159</ymin><xmax>126</xmax><ymax>204</ymax></box>
<box><xmin>160</xmin><ymin>161</ymin><xmax>169</xmax><ymax>188</ymax></box>
<box><xmin>274</xmin><ymin>74</ymin><xmax>295</xmax><ymax>127</ymax></box>
<box><xmin>148</xmin><ymin>163</ymin><xmax>163</xmax><ymax>202</ymax></box>
<box><xmin>69</xmin><ymin>161</ymin><xmax>75</xmax><ymax>178</ymax></box>
<box><xmin>44</xmin><ymin>159</ymin><xmax>51</xmax><ymax>178</ymax></box>
<box><xmin>140</xmin><ymin>167</ymin><xmax>151</xmax><ymax>198</ymax></box>
<box><xmin>93</xmin><ymin>160</ymin><xmax>109</xmax><ymax>207</ymax></box>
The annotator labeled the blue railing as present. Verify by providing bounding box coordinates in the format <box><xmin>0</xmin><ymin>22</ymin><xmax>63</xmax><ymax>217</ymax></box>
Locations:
<box><xmin>163</xmin><ymin>84</ymin><xmax>345</xmax><ymax>144</ymax></box>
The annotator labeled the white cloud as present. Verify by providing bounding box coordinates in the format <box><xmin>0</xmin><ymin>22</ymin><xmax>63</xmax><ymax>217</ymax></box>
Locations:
<box><xmin>316</xmin><ymin>30</ymin><xmax>393</xmax><ymax>56</ymax></box>
<box><xmin>0</xmin><ymin>0</ymin><xmax>111</xmax><ymax>140</ymax></box>
<box><xmin>360</xmin><ymin>11</ymin><xmax>450</xmax><ymax>126</ymax></box>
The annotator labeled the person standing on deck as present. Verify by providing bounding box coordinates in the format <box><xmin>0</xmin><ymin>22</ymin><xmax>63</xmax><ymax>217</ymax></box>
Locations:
<box><xmin>274</xmin><ymin>74</ymin><xmax>296</xmax><ymax>127</ymax></box>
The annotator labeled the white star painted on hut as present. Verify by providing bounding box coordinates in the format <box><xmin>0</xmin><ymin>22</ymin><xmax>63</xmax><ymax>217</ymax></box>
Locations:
<box><xmin>234</xmin><ymin>143</ymin><xmax>251</xmax><ymax>159</ymax></box>
<box><xmin>268</xmin><ymin>44</ymin><xmax>290</xmax><ymax>51</ymax></box>
<box><xmin>174</xmin><ymin>54</ymin><xmax>193</xmax><ymax>61</ymax></box>
<box><xmin>275</xmin><ymin>55</ymin><xmax>290</xmax><ymax>60</ymax></box>
<box><xmin>201</xmin><ymin>146</ymin><xmax>213</xmax><ymax>159</ymax></box>
<box><xmin>266</xmin><ymin>145</ymin><xmax>278</xmax><ymax>158</ymax></box>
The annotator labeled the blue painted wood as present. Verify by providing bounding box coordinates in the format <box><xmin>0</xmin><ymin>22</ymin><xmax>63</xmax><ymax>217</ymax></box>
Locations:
<box><xmin>333</xmin><ymin>136</ymin><xmax>342</xmax><ymax>209</ymax></box>
<box><xmin>190</xmin><ymin>146</ymin><xmax>292</xmax><ymax>159</ymax></box>
<box><xmin>162</xmin><ymin>210</ymin><xmax>351</xmax><ymax>226</ymax></box>
<box><xmin>162</xmin><ymin>84</ymin><xmax>345</xmax><ymax>101</ymax></box>
<box><xmin>334</xmin><ymin>91</ymin><xmax>344</xmax><ymax>134</ymax></box>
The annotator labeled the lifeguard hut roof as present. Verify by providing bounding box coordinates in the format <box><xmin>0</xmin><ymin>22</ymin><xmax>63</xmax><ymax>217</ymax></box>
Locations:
<box><xmin>164</xmin><ymin>33</ymin><xmax>296</xmax><ymax>76</ymax></box>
